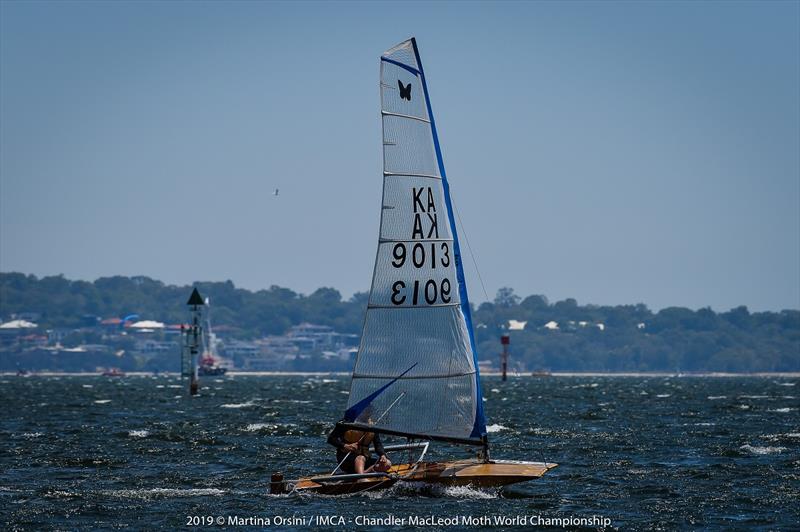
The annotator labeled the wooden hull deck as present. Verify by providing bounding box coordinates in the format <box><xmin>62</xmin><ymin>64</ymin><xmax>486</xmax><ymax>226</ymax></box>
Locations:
<box><xmin>274</xmin><ymin>460</ymin><xmax>557</xmax><ymax>496</ymax></box>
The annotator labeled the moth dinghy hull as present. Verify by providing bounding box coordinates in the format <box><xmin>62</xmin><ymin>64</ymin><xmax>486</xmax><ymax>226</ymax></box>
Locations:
<box><xmin>272</xmin><ymin>459</ymin><xmax>558</xmax><ymax>495</ymax></box>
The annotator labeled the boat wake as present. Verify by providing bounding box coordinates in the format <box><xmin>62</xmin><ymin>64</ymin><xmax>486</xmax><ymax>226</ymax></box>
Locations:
<box><xmin>366</xmin><ymin>482</ymin><xmax>499</xmax><ymax>500</ymax></box>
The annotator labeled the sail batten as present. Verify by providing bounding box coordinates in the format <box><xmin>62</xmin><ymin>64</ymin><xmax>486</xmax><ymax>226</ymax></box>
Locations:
<box><xmin>353</xmin><ymin>371</ymin><xmax>476</xmax><ymax>380</ymax></box>
<box><xmin>380</xmin><ymin>111</ymin><xmax>432</xmax><ymax>123</ymax></box>
<box><xmin>344</xmin><ymin>38</ymin><xmax>487</xmax><ymax>445</ymax></box>
<box><xmin>365</xmin><ymin>303</ymin><xmax>461</xmax><ymax>310</ymax></box>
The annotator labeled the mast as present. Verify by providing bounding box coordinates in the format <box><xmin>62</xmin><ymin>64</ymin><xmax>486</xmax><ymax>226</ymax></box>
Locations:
<box><xmin>409</xmin><ymin>38</ymin><xmax>488</xmax><ymax>451</ymax></box>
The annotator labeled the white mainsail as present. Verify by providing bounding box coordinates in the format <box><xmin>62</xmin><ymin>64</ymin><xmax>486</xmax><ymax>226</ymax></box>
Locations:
<box><xmin>344</xmin><ymin>39</ymin><xmax>486</xmax><ymax>445</ymax></box>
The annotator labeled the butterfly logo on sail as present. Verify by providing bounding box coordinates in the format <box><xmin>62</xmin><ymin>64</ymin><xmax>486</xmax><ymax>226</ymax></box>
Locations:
<box><xmin>398</xmin><ymin>80</ymin><xmax>412</xmax><ymax>101</ymax></box>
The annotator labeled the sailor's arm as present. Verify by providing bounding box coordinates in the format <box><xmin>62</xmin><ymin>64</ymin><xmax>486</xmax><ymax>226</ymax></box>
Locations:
<box><xmin>372</xmin><ymin>433</ymin><xmax>391</xmax><ymax>468</ymax></box>
<box><xmin>327</xmin><ymin>424</ymin><xmax>346</xmax><ymax>450</ymax></box>
<box><xmin>373</xmin><ymin>433</ymin><xmax>386</xmax><ymax>457</ymax></box>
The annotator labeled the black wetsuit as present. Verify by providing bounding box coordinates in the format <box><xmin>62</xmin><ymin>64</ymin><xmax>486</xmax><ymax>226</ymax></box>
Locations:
<box><xmin>327</xmin><ymin>421</ymin><xmax>385</xmax><ymax>474</ymax></box>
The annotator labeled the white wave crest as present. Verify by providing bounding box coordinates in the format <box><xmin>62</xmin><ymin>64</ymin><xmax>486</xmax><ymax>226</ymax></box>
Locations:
<box><xmin>707</xmin><ymin>396</ymin><xmax>726</xmax><ymax>400</ymax></box>
<box><xmin>128</xmin><ymin>430</ymin><xmax>149</xmax><ymax>438</ymax></box>
<box><xmin>740</xmin><ymin>444</ymin><xmax>786</xmax><ymax>455</ymax></box>
<box><xmin>764</xmin><ymin>433</ymin><xmax>800</xmax><ymax>441</ymax></box>
<box><xmin>656</xmin><ymin>394</ymin><xmax>671</xmax><ymax>398</ymax></box>
<box><xmin>486</xmin><ymin>424</ymin><xmax>508</xmax><ymax>433</ymax></box>
<box><xmin>221</xmin><ymin>400</ymin><xmax>257</xmax><ymax>409</ymax></box>
<box><xmin>94</xmin><ymin>399</ymin><xmax>112</xmax><ymax>404</ymax></box>
<box><xmin>245</xmin><ymin>423</ymin><xmax>271</xmax><ymax>432</ymax></box>
<box><xmin>770</xmin><ymin>407</ymin><xmax>797</xmax><ymax>413</ymax></box>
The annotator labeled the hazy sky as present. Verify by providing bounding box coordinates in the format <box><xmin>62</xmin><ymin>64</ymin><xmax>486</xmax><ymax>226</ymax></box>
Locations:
<box><xmin>1</xmin><ymin>1</ymin><xmax>798</xmax><ymax>312</ymax></box>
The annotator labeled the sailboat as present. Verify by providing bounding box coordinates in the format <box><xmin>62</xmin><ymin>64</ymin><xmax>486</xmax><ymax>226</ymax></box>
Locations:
<box><xmin>198</xmin><ymin>297</ymin><xmax>228</xmax><ymax>376</ymax></box>
<box><xmin>271</xmin><ymin>38</ymin><xmax>556</xmax><ymax>495</ymax></box>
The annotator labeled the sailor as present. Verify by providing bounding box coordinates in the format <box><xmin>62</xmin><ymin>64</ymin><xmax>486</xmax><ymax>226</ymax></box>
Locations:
<box><xmin>327</xmin><ymin>420</ymin><xmax>392</xmax><ymax>475</ymax></box>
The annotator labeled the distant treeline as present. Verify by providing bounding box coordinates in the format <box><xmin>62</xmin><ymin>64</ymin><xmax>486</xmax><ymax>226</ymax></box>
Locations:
<box><xmin>1</xmin><ymin>273</ymin><xmax>798</xmax><ymax>372</ymax></box>
<box><xmin>472</xmin><ymin>288</ymin><xmax>798</xmax><ymax>373</ymax></box>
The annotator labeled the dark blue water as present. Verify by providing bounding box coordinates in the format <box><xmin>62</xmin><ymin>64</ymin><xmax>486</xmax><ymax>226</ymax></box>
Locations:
<box><xmin>1</xmin><ymin>375</ymin><xmax>798</xmax><ymax>530</ymax></box>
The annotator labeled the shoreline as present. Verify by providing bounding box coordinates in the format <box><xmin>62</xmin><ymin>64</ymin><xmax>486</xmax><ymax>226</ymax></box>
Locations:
<box><xmin>4</xmin><ymin>371</ymin><xmax>799</xmax><ymax>378</ymax></box>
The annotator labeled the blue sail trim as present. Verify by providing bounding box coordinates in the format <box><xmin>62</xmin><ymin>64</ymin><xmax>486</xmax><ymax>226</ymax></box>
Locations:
<box><xmin>410</xmin><ymin>38</ymin><xmax>487</xmax><ymax>440</ymax></box>
<box><xmin>380</xmin><ymin>56</ymin><xmax>421</xmax><ymax>76</ymax></box>
<box><xmin>343</xmin><ymin>363</ymin><xmax>418</xmax><ymax>422</ymax></box>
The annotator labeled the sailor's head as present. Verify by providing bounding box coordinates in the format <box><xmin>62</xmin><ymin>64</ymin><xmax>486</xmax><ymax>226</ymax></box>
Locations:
<box><xmin>357</xmin><ymin>405</ymin><xmax>375</xmax><ymax>425</ymax></box>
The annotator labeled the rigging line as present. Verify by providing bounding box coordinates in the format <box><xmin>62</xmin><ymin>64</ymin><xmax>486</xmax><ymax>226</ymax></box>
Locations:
<box><xmin>451</xmin><ymin>196</ymin><xmax>491</xmax><ymax>305</ymax></box>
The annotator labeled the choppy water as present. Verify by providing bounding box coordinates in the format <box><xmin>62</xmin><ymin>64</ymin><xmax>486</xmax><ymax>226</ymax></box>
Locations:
<box><xmin>1</xmin><ymin>375</ymin><xmax>798</xmax><ymax>530</ymax></box>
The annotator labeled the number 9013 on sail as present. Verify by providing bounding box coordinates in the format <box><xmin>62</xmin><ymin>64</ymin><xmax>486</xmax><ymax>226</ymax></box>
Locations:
<box><xmin>368</xmin><ymin>241</ymin><xmax>460</xmax><ymax>308</ymax></box>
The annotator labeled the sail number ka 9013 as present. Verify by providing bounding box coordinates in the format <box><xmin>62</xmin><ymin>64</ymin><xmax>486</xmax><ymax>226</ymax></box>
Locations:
<box><xmin>389</xmin><ymin>242</ymin><xmax>452</xmax><ymax>306</ymax></box>
<box><xmin>391</xmin><ymin>242</ymin><xmax>449</xmax><ymax>269</ymax></box>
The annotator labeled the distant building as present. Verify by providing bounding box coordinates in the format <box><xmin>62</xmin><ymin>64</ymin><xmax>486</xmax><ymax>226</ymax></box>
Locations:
<box><xmin>223</xmin><ymin>340</ymin><xmax>257</xmax><ymax>356</ymax></box>
<box><xmin>129</xmin><ymin>320</ymin><xmax>165</xmax><ymax>331</ymax></box>
<box><xmin>134</xmin><ymin>339</ymin><xmax>175</xmax><ymax>353</ymax></box>
<box><xmin>287</xmin><ymin>323</ymin><xmax>358</xmax><ymax>351</ymax></box>
<box><xmin>0</xmin><ymin>320</ymin><xmax>39</xmax><ymax>347</ymax></box>
<box><xmin>222</xmin><ymin>324</ymin><xmax>359</xmax><ymax>371</ymax></box>
<box><xmin>0</xmin><ymin>319</ymin><xmax>38</xmax><ymax>330</ymax></box>
<box><xmin>47</xmin><ymin>328</ymin><xmax>72</xmax><ymax>344</ymax></box>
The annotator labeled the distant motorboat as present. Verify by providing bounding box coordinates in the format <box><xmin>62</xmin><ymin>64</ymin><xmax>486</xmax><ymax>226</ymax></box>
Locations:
<box><xmin>198</xmin><ymin>297</ymin><xmax>230</xmax><ymax>377</ymax></box>
<box><xmin>198</xmin><ymin>356</ymin><xmax>227</xmax><ymax>376</ymax></box>
<box><xmin>101</xmin><ymin>368</ymin><xmax>125</xmax><ymax>377</ymax></box>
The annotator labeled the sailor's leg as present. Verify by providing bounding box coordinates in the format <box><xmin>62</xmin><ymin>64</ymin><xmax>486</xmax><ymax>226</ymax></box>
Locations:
<box><xmin>362</xmin><ymin>457</ymin><xmax>378</xmax><ymax>473</ymax></box>
<box><xmin>354</xmin><ymin>455</ymin><xmax>367</xmax><ymax>474</ymax></box>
